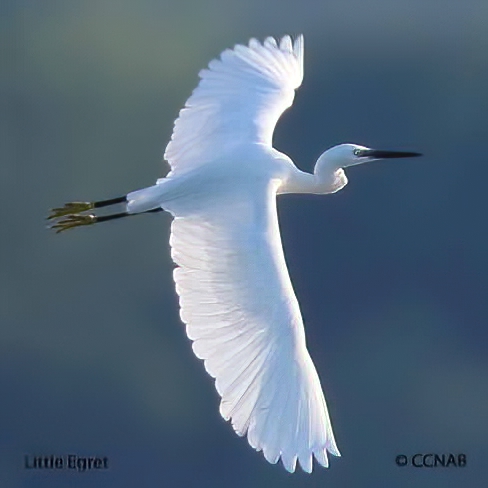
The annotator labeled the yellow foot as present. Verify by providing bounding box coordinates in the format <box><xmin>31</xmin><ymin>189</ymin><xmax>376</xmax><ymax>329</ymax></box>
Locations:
<box><xmin>47</xmin><ymin>202</ymin><xmax>94</xmax><ymax>220</ymax></box>
<box><xmin>49</xmin><ymin>214</ymin><xmax>97</xmax><ymax>233</ymax></box>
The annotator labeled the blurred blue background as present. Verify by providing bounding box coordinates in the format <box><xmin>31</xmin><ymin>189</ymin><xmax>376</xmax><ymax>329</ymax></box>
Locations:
<box><xmin>2</xmin><ymin>0</ymin><xmax>488</xmax><ymax>487</ymax></box>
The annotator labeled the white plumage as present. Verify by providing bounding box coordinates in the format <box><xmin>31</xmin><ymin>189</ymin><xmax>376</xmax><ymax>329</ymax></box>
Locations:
<box><xmin>168</xmin><ymin>178</ymin><xmax>339</xmax><ymax>473</ymax></box>
<box><xmin>51</xmin><ymin>33</ymin><xmax>421</xmax><ymax>472</ymax></box>
<box><xmin>164</xmin><ymin>35</ymin><xmax>303</xmax><ymax>175</ymax></box>
<box><xmin>159</xmin><ymin>35</ymin><xmax>340</xmax><ymax>473</ymax></box>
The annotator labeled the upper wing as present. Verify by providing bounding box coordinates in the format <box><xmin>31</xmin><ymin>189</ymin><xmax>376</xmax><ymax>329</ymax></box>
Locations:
<box><xmin>164</xmin><ymin>35</ymin><xmax>304</xmax><ymax>176</ymax></box>
<box><xmin>166</xmin><ymin>180</ymin><xmax>340</xmax><ymax>473</ymax></box>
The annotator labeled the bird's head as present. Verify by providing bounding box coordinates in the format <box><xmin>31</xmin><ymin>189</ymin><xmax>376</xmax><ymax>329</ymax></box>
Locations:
<box><xmin>311</xmin><ymin>143</ymin><xmax>422</xmax><ymax>194</ymax></box>
<box><xmin>319</xmin><ymin>143</ymin><xmax>422</xmax><ymax>170</ymax></box>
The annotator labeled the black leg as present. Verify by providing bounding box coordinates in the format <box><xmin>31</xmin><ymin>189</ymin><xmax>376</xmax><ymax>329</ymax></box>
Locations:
<box><xmin>93</xmin><ymin>196</ymin><xmax>127</xmax><ymax>208</ymax></box>
<box><xmin>97</xmin><ymin>207</ymin><xmax>162</xmax><ymax>223</ymax></box>
<box><xmin>95</xmin><ymin>212</ymin><xmax>130</xmax><ymax>223</ymax></box>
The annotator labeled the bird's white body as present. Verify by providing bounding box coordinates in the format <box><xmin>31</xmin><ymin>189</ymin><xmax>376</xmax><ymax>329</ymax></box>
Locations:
<box><xmin>127</xmin><ymin>145</ymin><xmax>347</xmax><ymax>215</ymax></box>
<box><xmin>116</xmin><ymin>35</ymin><xmax>419</xmax><ymax>473</ymax></box>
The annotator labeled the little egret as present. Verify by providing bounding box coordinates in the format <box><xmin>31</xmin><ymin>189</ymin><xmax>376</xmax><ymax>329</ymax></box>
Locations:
<box><xmin>48</xmin><ymin>35</ymin><xmax>421</xmax><ymax>473</ymax></box>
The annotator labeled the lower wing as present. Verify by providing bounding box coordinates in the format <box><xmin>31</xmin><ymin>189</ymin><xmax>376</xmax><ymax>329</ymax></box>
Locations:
<box><xmin>164</xmin><ymin>180</ymin><xmax>339</xmax><ymax>472</ymax></box>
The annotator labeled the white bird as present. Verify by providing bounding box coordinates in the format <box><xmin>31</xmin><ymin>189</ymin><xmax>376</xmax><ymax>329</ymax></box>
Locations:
<box><xmin>48</xmin><ymin>35</ymin><xmax>420</xmax><ymax>473</ymax></box>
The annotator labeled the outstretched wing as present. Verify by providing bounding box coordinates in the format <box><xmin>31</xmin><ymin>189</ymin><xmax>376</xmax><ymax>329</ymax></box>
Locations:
<box><xmin>165</xmin><ymin>180</ymin><xmax>340</xmax><ymax>473</ymax></box>
<box><xmin>164</xmin><ymin>35</ymin><xmax>304</xmax><ymax>176</ymax></box>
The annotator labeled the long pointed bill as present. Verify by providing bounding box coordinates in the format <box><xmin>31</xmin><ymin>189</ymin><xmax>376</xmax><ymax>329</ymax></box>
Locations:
<box><xmin>359</xmin><ymin>149</ymin><xmax>422</xmax><ymax>159</ymax></box>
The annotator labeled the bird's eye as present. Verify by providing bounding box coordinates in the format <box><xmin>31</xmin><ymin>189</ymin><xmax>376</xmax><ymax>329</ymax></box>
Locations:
<box><xmin>353</xmin><ymin>149</ymin><xmax>362</xmax><ymax>156</ymax></box>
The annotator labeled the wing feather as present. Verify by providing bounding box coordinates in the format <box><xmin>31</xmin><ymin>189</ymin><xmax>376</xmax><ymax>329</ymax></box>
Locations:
<box><xmin>165</xmin><ymin>180</ymin><xmax>340</xmax><ymax>472</ymax></box>
<box><xmin>164</xmin><ymin>35</ymin><xmax>304</xmax><ymax>176</ymax></box>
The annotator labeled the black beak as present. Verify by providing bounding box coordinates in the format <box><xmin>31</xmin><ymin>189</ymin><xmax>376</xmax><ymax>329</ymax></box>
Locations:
<box><xmin>359</xmin><ymin>149</ymin><xmax>422</xmax><ymax>159</ymax></box>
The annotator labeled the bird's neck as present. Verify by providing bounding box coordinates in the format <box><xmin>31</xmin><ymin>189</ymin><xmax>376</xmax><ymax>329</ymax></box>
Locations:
<box><xmin>280</xmin><ymin>166</ymin><xmax>348</xmax><ymax>195</ymax></box>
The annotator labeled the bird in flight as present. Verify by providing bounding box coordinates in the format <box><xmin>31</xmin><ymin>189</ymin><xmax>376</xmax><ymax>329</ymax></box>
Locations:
<box><xmin>48</xmin><ymin>35</ymin><xmax>420</xmax><ymax>473</ymax></box>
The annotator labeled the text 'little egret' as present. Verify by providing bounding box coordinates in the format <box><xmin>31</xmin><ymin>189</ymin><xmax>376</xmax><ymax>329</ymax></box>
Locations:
<box><xmin>48</xmin><ymin>35</ymin><xmax>421</xmax><ymax>473</ymax></box>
